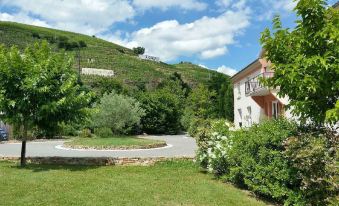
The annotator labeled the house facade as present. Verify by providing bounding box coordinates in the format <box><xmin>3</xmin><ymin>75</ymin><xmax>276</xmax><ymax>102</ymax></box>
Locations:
<box><xmin>231</xmin><ymin>53</ymin><xmax>293</xmax><ymax>128</ymax></box>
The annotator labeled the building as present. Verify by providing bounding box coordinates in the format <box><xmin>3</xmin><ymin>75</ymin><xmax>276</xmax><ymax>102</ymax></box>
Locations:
<box><xmin>231</xmin><ymin>52</ymin><xmax>293</xmax><ymax>128</ymax></box>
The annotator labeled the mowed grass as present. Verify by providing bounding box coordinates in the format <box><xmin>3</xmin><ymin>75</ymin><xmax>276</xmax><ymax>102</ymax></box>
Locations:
<box><xmin>65</xmin><ymin>136</ymin><xmax>166</xmax><ymax>149</ymax></box>
<box><xmin>0</xmin><ymin>160</ymin><xmax>267</xmax><ymax>206</ymax></box>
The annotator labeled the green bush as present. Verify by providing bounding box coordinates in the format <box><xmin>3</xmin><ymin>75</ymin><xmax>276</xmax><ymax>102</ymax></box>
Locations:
<box><xmin>139</xmin><ymin>87</ymin><xmax>183</xmax><ymax>135</ymax></box>
<box><xmin>283</xmin><ymin>133</ymin><xmax>338</xmax><ymax>205</ymax></box>
<box><xmin>94</xmin><ymin>127</ymin><xmax>113</xmax><ymax>138</ymax></box>
<box><xmin>79</xmin><ymin>128</ymin><xmax>92</xmax><ymax>138</ymax></box>
<box><xmin>196</xmin><ymin>118</ymin><xmax>338</xmax><ymax>205</ymax></box>
<box><xmin>91</xmin><ymin>91</ymin><xmax>145</xmax><ymax>135</ymax></box>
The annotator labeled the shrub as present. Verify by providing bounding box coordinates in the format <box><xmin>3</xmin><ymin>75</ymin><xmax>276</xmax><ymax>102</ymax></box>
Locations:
<box><xmin>92</xmin><ymin>91</ymin><xmax>145</xmax><ymax>135</ymax></box>
<box><xmin>139</xmin><ymin>88</ymin><xmax>182</xmax><ymax>134</ymax></box>
<box><xmin>196</xmin><ymin>118</ymin><xmax>338</xmax><ymax>205</ymax></box>
<box><xmin>32</xmin><ymin>32</ymin><xmax>41</xmax><ymax>39</ymax></box>
<box><xmin>133</xmin><ymin>46</ymin><xmax>145</xmax><ymax>55</ymax></box>
<box><xmin>283</xmin><ymin>133</ymin><xmax>338</xmax><ymax>205</ymax></box>
<box><xmin>78</xmin><ymin>40</ymin><xmax>87</xmax><ymax>48</ymax></box>
<box><xmin>79</xmin><ymin>128</ymin><xmax>92</xmax><ymax>138</ymax></box>
<box><xmin>94</xmin><ymin>127</ymin><xmax>113</xmax><ymax>138</ymax></box>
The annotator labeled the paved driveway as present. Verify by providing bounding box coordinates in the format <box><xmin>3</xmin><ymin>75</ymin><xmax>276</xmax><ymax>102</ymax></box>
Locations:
<box><xmin>0</xmin><ymin>135</ymin><xmax>197</xmax><ymax>158</ymax></box>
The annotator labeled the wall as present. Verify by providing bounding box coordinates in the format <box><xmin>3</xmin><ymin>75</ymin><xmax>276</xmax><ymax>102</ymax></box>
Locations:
<box><xmin>0</xmin><ymin>156</ymin><xmax>194</xmax><ymax>166</ymax></box>
<box><xmin>233</xmin><ymin>64</ymin><xmax>265</xmax><ymax>128</ymax></box>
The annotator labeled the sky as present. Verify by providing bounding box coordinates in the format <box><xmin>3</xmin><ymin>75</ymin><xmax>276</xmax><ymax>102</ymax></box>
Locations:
<box><xmin>0</xmin><ymin>0</ymin><xmax>337</xmax><ymax>76</ymax></box>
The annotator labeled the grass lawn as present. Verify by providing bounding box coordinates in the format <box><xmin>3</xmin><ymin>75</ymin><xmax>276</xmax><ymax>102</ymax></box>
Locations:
<box><xmin>0</xmin><ymin>160</ymin><xmax>267</xmax><ymax>206</ymax></box>
<box><xmin>65</xmin><ymin>136</ymin><xmax>166</xmax><ymax>149</ymax></box>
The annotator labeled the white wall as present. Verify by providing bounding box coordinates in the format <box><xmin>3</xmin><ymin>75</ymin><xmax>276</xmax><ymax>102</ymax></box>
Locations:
<box><xmin>233</xmin><ymin>69</ymin><xmax>265</xmax><ymax>128</ymax></box>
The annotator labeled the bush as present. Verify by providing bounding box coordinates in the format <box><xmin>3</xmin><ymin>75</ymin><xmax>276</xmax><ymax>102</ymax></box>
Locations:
<box><xmin>133</xmin><ymin>46</ymin><xmax>145</xmax><ymax>55</ymax></box>
<box><xmin>79</xmin><ymin>128</ymin><xmax>92</xmax><ymax>138</ymax></box>
<box><xmin>94</xmin><ymin>127</ymin><xmax>113</xmax><ymax>138</ymax></box>
<box><xmin>283</xmin><ymin>133</ymin><xmax>338</xmax><ymax>205</ymax></box>
<box><xmin>139</xmin><ymin>88</ymin><xmax>182</xmax><ymax>134</ymax></box>
<box><xmin>196</xmin><ymin>118</ymin><xmax>338</xmax><ymax>205</ymax></box>
<box><xmin>92</xmin><ymin>91</ymin><xmax>145</xmax><ymax>135</ymax></box>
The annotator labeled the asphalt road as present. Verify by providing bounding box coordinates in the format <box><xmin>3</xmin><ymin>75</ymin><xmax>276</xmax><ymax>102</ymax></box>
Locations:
<box><xmin>0</xmin><ymin>135</ymin><xmax>197</xmax><ymax>158</ymax></box>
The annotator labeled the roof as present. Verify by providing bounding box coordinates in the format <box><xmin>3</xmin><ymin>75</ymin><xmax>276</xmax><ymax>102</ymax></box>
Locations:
<box><xmin>230</xmin><ymin>58</ymin><xmax>260</xmax><ymax>83</ymax></box>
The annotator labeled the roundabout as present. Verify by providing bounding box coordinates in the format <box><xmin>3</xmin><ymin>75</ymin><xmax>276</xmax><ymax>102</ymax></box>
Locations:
<box><xmin>0</xmin><ymin>135</ymin><xmax>197</xmax><ymax>158</ymax></box>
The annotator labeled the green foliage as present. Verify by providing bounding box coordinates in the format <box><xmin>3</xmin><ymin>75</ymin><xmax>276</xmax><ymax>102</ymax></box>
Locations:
<box><xmin>133</xmin><ymin>46</ymin><xmax>145</xmax><ymax>55</ymax></box>
<box><xmin>79</xmin><ymin>128</ymin><xmax>92</xmax><ymax>138</ymax></box>
<box><xmin>139</xmin><ymin>86</ymin><xmax>183</xmax><ymax>134</ymax></box>
<box><xmin>185</xmin><ymin>84</ymin><xmax>217</xmax><ymax>119</ymax></box>
<box><xmin>182</xmin><ymin>85</ymin><xmax>217</xmax><ymax>133</ymax></box>
<box><xmin>0</xmin><ymin>41</ymin><xmax>94</xmax><ymax>139</ymax></box>
<box><xmin>88</xmin><ymin>77</ymin><xmax>125</xmax><ymax>96</ymax></box>
<box><xmin>196</xmin><ymin>118</ymin><xmax>338</xmax><ymax>205</ymax></box>
<box><xmin>284</xmin><ymin>132</ymin><xmax>338</xmax><ymax>206</ymax></box>
<box><xmin>0</xmin><ymin>21</ymin><xmax>219</xmax><ymax>90</ymax></box>
<box><xmin>326</xmin><ymin>100</ymin><xmax>339</xmax><ymax>123</ymax></box>
<box><xmin>94</xmin><ymin>127</ymin><xmax>113</xmax><ymax>138</ymax></box>
<box><xmin>260</xmin><ymin>0</ymin><xmax>339</xmax><ymax>124</ymax></box>
<box><xmin>207</xmin><ymin>73</ymin><xmax>234</xmax><ymax>121</ymax></box>
<box><xmin>91</xmin><ymin>91</ymin><xmax>145</xmax><ymax>135</ymax></box>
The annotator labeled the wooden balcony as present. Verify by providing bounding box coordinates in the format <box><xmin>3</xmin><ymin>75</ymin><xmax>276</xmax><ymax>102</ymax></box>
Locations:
<box><xmin>245</xmin><ymin>72</ymin><xmax>274</xmax><ymax>96</ymax></box>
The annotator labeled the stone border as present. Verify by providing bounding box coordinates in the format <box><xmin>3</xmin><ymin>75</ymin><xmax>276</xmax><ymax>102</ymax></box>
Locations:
<box><xmin>63</xmin><ymin>141</ymin><xmax>167</xmax><ymax>150</ymax></box>
<box><xmin>0</xmin><ymin>156</ymin><xmax>194</xmax><ymax>166</ymax></box>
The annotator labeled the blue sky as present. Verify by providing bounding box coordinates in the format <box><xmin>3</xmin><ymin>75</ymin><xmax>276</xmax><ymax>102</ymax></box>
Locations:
<box><xmin>0</xmin><ymin>0</ymin><xmax>337</xmax><ymax>75</ymax></box>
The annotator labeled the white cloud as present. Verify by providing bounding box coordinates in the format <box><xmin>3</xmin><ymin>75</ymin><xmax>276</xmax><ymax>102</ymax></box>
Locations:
<box><xmin>198</xmin><ymin>64</ymin><xmax>208</xmax><ymax>69</ymax></box>
<box><xmin>1</xmin><ymin>0</ymin><xmax>135</xmax><ymax>35</ymax></box>
<box><xmin>0</xmin><ymin>12</ymin><xmax>51</xmax><ymax>28</ymax></box>
<box><xmin>216</xmin><ymin>0</ymin><xmax>233</xmax><ymax>8</ymax></box>
<box><xmin>109</xmin><ymin>8</ymin><xmax>250</xmax><ymax>61</ymax></box>
<box><xmin>200</xmin><ymin>47</ymin><xmax>227</xmax><ymax>59</ymax></box>
<box><xmin>133</xmin><ymin>0</ymin><xmax>207</xmax><ymax>11</ymax></box>
<box><xmin>217</xmin><ymin>65</ymin><xmax>237</xmax><ymax>76</ymax></box>
<box><xmin>256</xmin><ymin>0</ymin><xmax>298</xmax><ymax>20</ymax></box>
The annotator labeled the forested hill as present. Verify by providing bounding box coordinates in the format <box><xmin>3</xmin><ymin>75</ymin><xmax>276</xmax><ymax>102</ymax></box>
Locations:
<box><xmin>0</xmin><ymin>21</ymin><xmax>225</xmax><ymax>91</ymax></box>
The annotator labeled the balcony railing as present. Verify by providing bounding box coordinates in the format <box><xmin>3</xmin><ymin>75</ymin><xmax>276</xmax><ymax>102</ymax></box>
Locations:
<box><xmin>245</xmin><ymin>72</ymin><xmax>274</xmax><ymax>96</ymax></box>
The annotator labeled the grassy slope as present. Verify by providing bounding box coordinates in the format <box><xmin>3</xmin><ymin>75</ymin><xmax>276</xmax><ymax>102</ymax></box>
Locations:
<box><xmin>0</xmin><ymin>160</ymin><xmax>267</xmax><ymax>206</ymax></box>
<box><xmin>65</xmin><ymin>136</ymin><xmax>166</xmax><ymax>149</ymax></box>
<box><xmin>0</xmin><ymin>21</ymin><xmax>221</xmax><ymax>90</ymax></box>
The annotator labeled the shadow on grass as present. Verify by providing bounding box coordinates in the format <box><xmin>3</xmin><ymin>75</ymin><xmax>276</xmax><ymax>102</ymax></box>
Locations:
<box><xmin>11</xmin><ymin>163</ymin><xmax>101</xmax><ymax>173</ymax></box>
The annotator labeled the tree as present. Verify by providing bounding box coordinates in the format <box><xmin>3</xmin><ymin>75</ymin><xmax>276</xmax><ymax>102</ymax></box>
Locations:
<box><xmin>133</xmin><ymin>47</ymin><xmax>145</xmax><ymax>55</ymax></box>
<box><xmin>0</xmin><ymin>41</ymin><xmax>94</xmax><ymax>166</ymax></box>
<box><xmin>78</xmin><ymin>40</ymin><xmax>87</xmax><ymax>48</ymax></box>
<box><xmin>139</xmin><ymin>86</ymin><xmax>183</xmax><ymax>134</ymax></box>
<box><xmin>207</xmin><ymin>73</ymin><xmax>234</xmax><ymax>121</ymax></box>
<box><xmin>91</xmin><ymin>92</ymin><xmax>145</xmax><ymax>135</ymax></box>
<box><xmin>185</xmin><ymin>84</ymin><xmax>217</xmax><ymax>120</ymax></box>
<box><xmin>260</xmin><ymin>0</ymin><xmax>339</xmax><ymax>124</ymax></box>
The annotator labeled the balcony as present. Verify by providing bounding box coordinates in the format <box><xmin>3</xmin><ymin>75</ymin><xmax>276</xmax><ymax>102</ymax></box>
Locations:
<box><xmin>245</xmin><ymin>72</ymin><xmax>274</xmax><ymax>96</ymax></box>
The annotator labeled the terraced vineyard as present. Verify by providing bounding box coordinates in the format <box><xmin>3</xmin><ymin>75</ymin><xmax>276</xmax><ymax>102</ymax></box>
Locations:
<box><xmin>0</xmin><ymin>21</ymin><xmax>222</xmax><ymax>90</ymax></box>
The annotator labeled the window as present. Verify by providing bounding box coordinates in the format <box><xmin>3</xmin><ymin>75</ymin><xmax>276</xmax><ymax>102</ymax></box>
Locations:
<box><xmin>272</xmin><ymin>101</ymin><xmax>280</xmax><ymax>119</ymax></box>
<box><xmin>237</xmin><ymin>83</ymin><xmax>241</xmax><ymax>98</ymax></box>
<box><xmin>238</xmin><ymin>109</ymin><xmax>242</xmax><ymax>127</ymax></box>
<box><xmin>247</xmin><ymin>106</ymin><xmax>252</xmax><ymax>125</ymax></box>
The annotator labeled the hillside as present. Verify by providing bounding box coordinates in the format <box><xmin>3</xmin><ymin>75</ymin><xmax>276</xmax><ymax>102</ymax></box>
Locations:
<box><xmin>0</xmin><ymin>21</ymin><xmax>222</xmax><ymax>91</ymax></box>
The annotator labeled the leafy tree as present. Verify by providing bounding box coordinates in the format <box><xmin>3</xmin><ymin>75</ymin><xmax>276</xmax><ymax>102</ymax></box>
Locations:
<box><xmin>91</xmin><ymin>92</ymin><xmax>145</xmax><ymax>135</ymax></box>
<box><xmin>78</xmin><ymin>40</ymin><xmax>87</xmax><ymax>48</ymax></box>
<box><xmin>260</xmin><ymin>0</ymin><xmax>339</xmax><ymax>124</ymax></box>
<box><xmin>133</xmin><ymin>46</ymin><xmax>145</xmax><ymax>55</ymax></box>
<box><xmin>139</xmin><ymin>86</ymin><xmax>183</xmax><ymax>134</ymax></box>
<box><xmin>207</xmin><ymin>73</ymin><xmax>234</xmax><ymax>121</ymax></box>
<box><xmin>0</xmin><ymin>41</ymin><xmax>94</xmax><ymax>166</ymax></box>
<box><xmin>185</xmin><ymin>84</ymin><xmax>217</xmax><ymax>120</ymax></box>
<box><xmin>158</xmin><ymin>72</ymin><xmax>190</xmax><ymax>99</ymax></box>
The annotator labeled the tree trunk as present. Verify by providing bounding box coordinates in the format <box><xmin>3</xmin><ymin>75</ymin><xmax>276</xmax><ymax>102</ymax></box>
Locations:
<box><xmin>20</xmin><ymin>140</ymin><xmax>26</xmax><ymax>167</ymax></box>
<box><xmin>20</xmin><ymin>124</ymin><xmax>28</xmax><ymax>167</ymax></box>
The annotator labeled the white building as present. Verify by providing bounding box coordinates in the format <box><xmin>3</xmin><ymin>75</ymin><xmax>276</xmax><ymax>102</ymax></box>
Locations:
<box><xmin>231</xmin><ymin>53</ymin><xmax>293</xmax><ymax>128</ymax></box>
